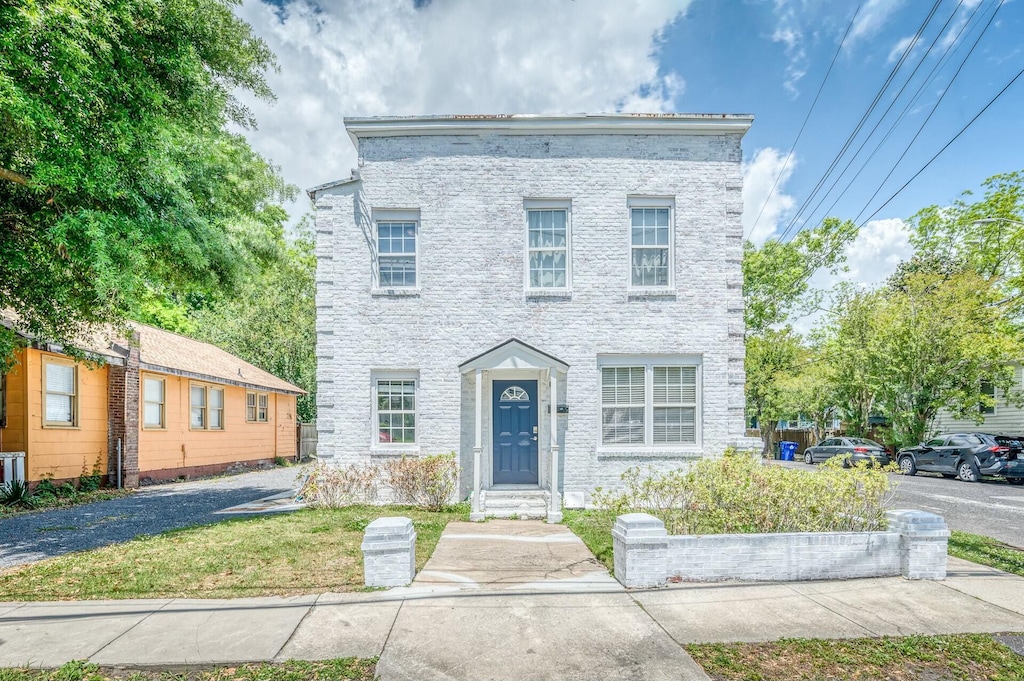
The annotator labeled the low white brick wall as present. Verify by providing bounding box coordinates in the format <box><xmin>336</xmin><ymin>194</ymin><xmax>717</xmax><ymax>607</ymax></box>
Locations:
<box><xmin>361</xmin><ymin>517</ymin><xmax>417</xmax><ymax>587</ymax></box>
<box><xmin>612</xmin><ymin>510</ymin><xmax>949</xmax><ymax>588</ymax></box>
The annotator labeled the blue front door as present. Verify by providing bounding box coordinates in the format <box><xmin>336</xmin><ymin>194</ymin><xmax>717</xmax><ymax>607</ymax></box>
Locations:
<box><xmin>492</xmin><ymin>380</ymin><xmax>539</xmax><ymax>485</ymax></box>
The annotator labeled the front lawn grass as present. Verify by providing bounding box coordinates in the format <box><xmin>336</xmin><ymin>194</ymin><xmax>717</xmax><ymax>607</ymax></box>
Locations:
<box><xmin>563</xmin><ymin>509</ymin><xmax>615</xmax><ymax>571</ymax></box>
<box><xmin>686</xmin><ymin>633</ymin><xmax>1024</xmax><ymax>681</ymax></box>
<box><xmin>0</xmin><ymin>505</ymin><xmax>467</xmax><ymax>600</ymax></box>
<box><xmin>948</xmin><ymin>531</ymin><xmax>1024</xmax><ymax>577</ymax></box>
<box><xmin>0</xmin><ymin>659</ymin><xmax>375</xmax><ymax>681</ymax></box>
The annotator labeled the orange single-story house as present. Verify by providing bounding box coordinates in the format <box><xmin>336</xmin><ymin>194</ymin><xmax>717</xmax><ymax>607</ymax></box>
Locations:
<box><xmin>0</xmin><ymin>320</ymin><xmax>304</xmax><ymax>488</ymax></box>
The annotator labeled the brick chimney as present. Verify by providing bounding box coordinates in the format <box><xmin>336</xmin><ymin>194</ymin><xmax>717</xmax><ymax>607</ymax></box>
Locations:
<box><xmin>107</xmin><ymin>333</ymin><xmax>140</xmax><ymax>488</ymax></box>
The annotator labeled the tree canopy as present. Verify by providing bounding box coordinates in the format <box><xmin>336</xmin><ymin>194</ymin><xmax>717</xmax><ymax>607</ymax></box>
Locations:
<box><xmin>0</xmin><ymin>0</ymin><xmax>293</xmax><ymax>365</ymax></box>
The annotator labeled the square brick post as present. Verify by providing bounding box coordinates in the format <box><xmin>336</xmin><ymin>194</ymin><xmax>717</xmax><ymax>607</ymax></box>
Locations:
<box><xmin>886</xmin><ymin>510</ymin><xmax>949</xmax><ymax>580</ymax></box>
<box><xmin>612</xmin><ymin>513</ymin><xmax>669</xmax><ymax>588</ymax></box>
<box><xmin>361</xmin><ymin>517</ymin><xmax>417</xmax><ymax>587</ymax></box>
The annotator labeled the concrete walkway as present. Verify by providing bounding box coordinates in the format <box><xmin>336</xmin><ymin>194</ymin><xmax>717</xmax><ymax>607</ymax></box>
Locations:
<box><xmin>2</xmin><ymin>521</ymin><xmax>1023</xmax><ymax>681</ymax></box>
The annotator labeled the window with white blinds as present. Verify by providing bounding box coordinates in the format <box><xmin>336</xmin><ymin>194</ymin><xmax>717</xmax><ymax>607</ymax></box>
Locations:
<box><xmin>44</xmin><ymin>361</ymin><xmax>77</xmax><ymax>426</ymax></box>
<box><xmin>600</xmin><ymin>358</ymin><xmax>700</xmax><ymax>447</ymax></box>
<box><xmin>143</xmin><ymin>377</ymin><xmax>165</xmax><ymax>428</ymax></box>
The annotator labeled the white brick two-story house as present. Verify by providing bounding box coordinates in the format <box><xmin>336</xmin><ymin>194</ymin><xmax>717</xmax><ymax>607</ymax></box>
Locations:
<box><xmin>309</xmin><ymin>114</ymin><xmax>755</xmax><ymax>521</ymax></box>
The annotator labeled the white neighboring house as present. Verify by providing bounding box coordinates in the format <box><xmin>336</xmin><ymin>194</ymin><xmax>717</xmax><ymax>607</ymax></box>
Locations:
<box><xmin>932</xmin><ymin>365</ymin><xmax>1024</xmax><ymax>435</ymax></box>
<box><xmin>309</xmin><ymin>113</ymin><xmax>758</xmax><ymax>521</ymax></box>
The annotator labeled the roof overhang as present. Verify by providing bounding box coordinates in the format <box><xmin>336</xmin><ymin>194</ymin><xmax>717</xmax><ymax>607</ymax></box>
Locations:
<box><xmin>306</xmin><ymin>171</ymin><xmax>360</xmax><ymax>200</ymax></box>
<box><xmin>459</xmin><ymin>338</ymin><xmax>569</xmax><ymax>374</ymax></box>
<box><xmin>344</xmin><ymin>113</ymin><xmax>754</xmax><ymax>140</ymax></box>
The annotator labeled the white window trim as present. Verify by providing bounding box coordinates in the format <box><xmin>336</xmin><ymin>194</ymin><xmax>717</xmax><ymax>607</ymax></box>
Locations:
<box><xmin>523</xmin><ymin>199</ymin><xmax>572</xmax><ymax>293</ymax></box>
<box><xmin>372</xmin><ymin>208</ymin><xmax>420</xmax><ymax>292</ymax></box>
<box><xmin>627</xmin><ymin>196</ymin><xmax>675</xmax><ymax>291</ymax></box>
<box><xmin>42</xmin><ymin>358</ymin><xmax>78</xmax><ymax>428</ymax></box>
<box><xmin>189</xmin><ymin>382</ymin><xmax>225</xmax><ymax>432</ymax></box>
<box><xmin>596</xmin><ymin>354</ymin><xmax>702</xmax><ymax>452</ymax></box>
<box><xmin>142</xmin><ymin>374</ymin><xmax>166</xmax><ymax>430</ymax></box>
<box><xmin>371</xmin><ymin>369</ymin><xmax>420</xmax><ymax>453</ymax></box>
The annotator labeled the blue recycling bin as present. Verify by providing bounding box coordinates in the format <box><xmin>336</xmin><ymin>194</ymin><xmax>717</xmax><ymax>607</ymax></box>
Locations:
<box><xmin>779</xmin><ymin>441</ymin><xmax>798</xmax><ymax>461</ymax></box>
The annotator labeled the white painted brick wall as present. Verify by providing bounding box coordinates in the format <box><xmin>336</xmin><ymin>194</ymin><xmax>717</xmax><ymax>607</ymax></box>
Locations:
<box><xmin>613</xmin><ymin>512</ymin><xmax>949</xmax><ymax>586</ymax></box>
<box><xmin>314</xmin><ymin>132</ymin><xmax>748</xmax><ymax>499</ymax></box>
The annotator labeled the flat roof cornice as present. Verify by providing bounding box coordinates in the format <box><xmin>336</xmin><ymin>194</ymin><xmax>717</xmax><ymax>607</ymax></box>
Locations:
<box><xmin>344</xmin><ymin>113</ymin><xmax>754</xmax><ymax>138</ymax></box>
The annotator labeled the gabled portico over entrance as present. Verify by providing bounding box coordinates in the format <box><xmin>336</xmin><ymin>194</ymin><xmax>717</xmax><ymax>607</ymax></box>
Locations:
<box><xmin>459</xmin><ymin>338</ymin><xmax>569</xmax><ymax>523</ymax></box>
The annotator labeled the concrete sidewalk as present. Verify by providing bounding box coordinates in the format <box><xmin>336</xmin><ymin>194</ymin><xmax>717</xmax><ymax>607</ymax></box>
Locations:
<box><xmin>1</xmin><ymin>522</ymin><xmax>1023</xmax><ymax>681</ymax></box>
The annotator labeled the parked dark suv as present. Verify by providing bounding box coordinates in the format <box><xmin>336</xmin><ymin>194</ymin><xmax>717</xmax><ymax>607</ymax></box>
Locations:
<box><xmin>997</xmin><ymin>435</ymin><xmax>1024</xmax><ymax>485</ymax></box>
<box><xmin>897</xmin><ymin>433</ymin><xmax>1022</xmax><ymax>482</ymax></box>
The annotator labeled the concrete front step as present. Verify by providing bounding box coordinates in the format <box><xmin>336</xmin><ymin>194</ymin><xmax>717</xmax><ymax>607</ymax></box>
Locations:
<box><xmin>482</xmin><ymin>489</ymin><xmax>550</xmax><ymax>519</ymax></box>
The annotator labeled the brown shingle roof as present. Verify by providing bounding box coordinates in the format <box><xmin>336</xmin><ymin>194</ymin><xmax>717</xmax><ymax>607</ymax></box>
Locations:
<box><xmin>1</xmin><ymin>314</ymin><xmax>304</xmax><ymax>394</ymax></box>
<box><xmin>131</xmin><ymin>324</ymin><xmax>304</xmax><ymax>395</ymax></box>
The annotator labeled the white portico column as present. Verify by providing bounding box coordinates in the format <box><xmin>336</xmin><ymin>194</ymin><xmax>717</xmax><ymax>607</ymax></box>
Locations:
<box><xmin>548</xmin><ymin>370</ymin><xmax>562</xmax><ymax>523</ymax></box>
<box><xmin>471</xmin><ymin>368</ymin><xmax>485</xmax><ymax>522</ymax></box>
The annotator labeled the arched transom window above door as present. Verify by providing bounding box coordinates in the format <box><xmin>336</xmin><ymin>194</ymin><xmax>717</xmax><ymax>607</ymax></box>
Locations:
<box><xmin>500</xmin><ymin>386</ymin><xmax>530</xmax><ymax>402</ymax></box>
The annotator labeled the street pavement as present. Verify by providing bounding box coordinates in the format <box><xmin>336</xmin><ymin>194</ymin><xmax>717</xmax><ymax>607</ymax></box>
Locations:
<box><xmin>2</xmin><ymin>520</ymin><xmax>1023</xmax><ymax>681</ymax></box>
<box><xmin>778</xmin><ymin>460</ymin><xmax>1024</xmax><ymax>548</ymax></box>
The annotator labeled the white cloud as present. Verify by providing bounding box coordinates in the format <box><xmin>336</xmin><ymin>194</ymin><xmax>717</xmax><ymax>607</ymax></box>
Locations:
<box><xmin>887</xmin><ymin>35</ymin><xmax>915</xmax><ymax>63</ymax></box>
<box><xmin>742</xmin><ymin>147</ymin><xmax>797</xmax><ymax>245</ymax></box>
<box><xmin>849</xmin><ymin>0</ymin><xmax>905</xmax><ymax>44</ymax></box>
<box><xmin>939</xmin><ymin>0</ymin><xmax>983</xmax><ymax>51</ymax></box>
<box><xmin>231</xmin><ymin>0</ymin><xmax>691</xmax><ymax>223</ymax></box>
<box><xmin>796</xmin><ymin>217</ymin><xmax>914</xmax><ymax>333</ymax></box>
<box><xmin>770</xmin><ymin>2</ymin><xmax>807</xmax><ymax>96</ymax></box>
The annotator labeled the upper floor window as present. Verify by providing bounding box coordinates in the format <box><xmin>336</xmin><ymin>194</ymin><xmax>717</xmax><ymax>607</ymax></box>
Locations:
<box><xmin>629</xmin><ymin>199</ymin><xmax>673</xmax><ymax>289</ymax></box>
<box><xmin>43</xmin><ymin>360</ymin><xmax>77</xmax><ymax>427</ymax></box>
<box><xmin>599</xmin><ymin>356</ymin><xmax>700</xmax><ymax>448</ymax></box>
<box><xmin>979</xmin><ymin>380</ymin><xmax>996</xmax><ymax>415</ymax></box>
<box><xmin>525</xmin><ymin>202</ymin><xmax>570</xmax><ymax>290</ymax></box>
<box><xmin>376</xmin><ymin>208</ymin><xmax>418</xmax><ymax>288</ymax></box>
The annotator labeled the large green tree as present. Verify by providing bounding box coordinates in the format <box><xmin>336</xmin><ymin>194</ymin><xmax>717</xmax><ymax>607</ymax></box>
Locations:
<box><xmin>911</xmin><ymin>170</ymin><xmax>1024</xmax><ymax>317</ymax></box>
<box><xmin>743</xmin><ymin>218</ymin><xmax>858</xmax><ymax>453</ymax></box>
<box><xmin>190</xmin><ymin>226</ymin><xmax>316</xmax><ymax>421</ymax></box>
<box><xmin>0</xmin><ymin>0</ymin><xmax>292</xmax><ymax>366</ymax></box>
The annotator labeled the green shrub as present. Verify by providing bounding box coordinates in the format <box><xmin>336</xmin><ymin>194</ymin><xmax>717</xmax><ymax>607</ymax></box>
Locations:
<box><xmin>593</xmin><ymin>449</ymin><xmax>898</xmax><ymax>535</ymax></box>
<box><xmin>79</xmin><ymin>469</ymin><xmax>102</xmax><ymax>493</ymax></box>
<box><xmin>382</xmin><ymin>453</ymin><xmax>460</xmax><ymax>512</ymax></box>
<box><xmin>33</xmin><ymin>478</ymin><xmax>58</xmax><ymax>499</ymax></box>
<box><xmin>298</xmin><ymin>463</ymin><xmax>379</xmax><ymax>508</ymax></box>
<box><xmin>0</xmin><ymin>480</ymin><xmax>31</xmax><ymax>506</ymax></box>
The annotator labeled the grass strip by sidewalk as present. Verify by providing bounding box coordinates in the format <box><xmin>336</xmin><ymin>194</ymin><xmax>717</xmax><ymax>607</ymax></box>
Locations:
<box><xmin>686</xmin><ymin>633</ymin><xmax>1024</xmax><ymax>681</ymax></box>
<box><xmin>0</xmin><ymin>505</ymin><xmax>467</xmax><ymax>600</ymax></box>
<box><xmin>563</xmin><ymin>509</ymin><xmax>615</xmax><ymax>570</ymax></box>
<box><xmin>0</xmin><ymin>659</ymin><xmax>375</xmax><ymax>681</ymax></box>
<box><xmin>949</xmin><ymin>530</ymin><xmax>1024</xmax><ymax>577</ymax></box>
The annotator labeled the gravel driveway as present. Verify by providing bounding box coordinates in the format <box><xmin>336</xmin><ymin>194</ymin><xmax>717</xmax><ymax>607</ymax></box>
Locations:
<box><xmin>0</xmin><ymin>465</ymin><xmax>307</xmax><ymax>570</ymax></box>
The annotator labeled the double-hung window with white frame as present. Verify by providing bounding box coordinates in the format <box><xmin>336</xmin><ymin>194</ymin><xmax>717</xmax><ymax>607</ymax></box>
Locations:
<box><xmin>525</xmin><ymin>200</ymin><xmax>571</xmax><ymax>291</ymax></box>
<box><xmin>599</xmin><ymin>356</ymin><xmax>700</xmax><ymax>448</ymax></box>
<box><xmin>628</xmin><ymin>198</ymin><xmax>674</xmax><ymax>289</ymax></box>
<box><xmin>374</xmin><ymin>209</ymin><xmax>419</xmax><ymax>289</ymax></box>
<box><xmin>372</xmin><ymin>371</ymin><xmax>418</xmax><ymax>449</ymax></box>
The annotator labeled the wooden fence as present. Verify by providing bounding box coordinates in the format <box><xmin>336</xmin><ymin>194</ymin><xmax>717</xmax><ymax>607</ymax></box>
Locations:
<box><xmin>297</xmin><ymin>423</ymin><xmax>317</xmax><ymax>459</ymax></box>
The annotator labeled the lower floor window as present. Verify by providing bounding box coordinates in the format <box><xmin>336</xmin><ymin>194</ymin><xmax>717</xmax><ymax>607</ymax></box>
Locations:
<box><xmin>600</xmin><ymin>360</ymin><xmax>699</xmax><ymax>446</ymax></box>
<box><xmin>376</xmin><ymin>378</ymin><xmax>416</xmax><ymax>444</ymax></box>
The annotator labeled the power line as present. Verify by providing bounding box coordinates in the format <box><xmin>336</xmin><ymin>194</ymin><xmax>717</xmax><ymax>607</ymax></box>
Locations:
<box><xmin>753</xmin><ymin>56</ymin><xmax>1024</xmax><ymax>327</ymax></box>
<box><xmin>806</xmin><ymin>0</ymin><xmax>986</xmax><ymax>231</ymax></box>
<box><xmin>775</xmin><ymin>0</ymin><xmax>944</xmax><ymax>243</ymax></box>
<box><xmin>853</xmin><ymin>0</ymin><xmax>1002</xmax><ymax>224</ymax></box>
<box><xmin>798</xmin><ymin>0</ymin><xmax>972</xmax><ymax>232</ymax></box>
<box><xmin>744</xmin><ymin>3</ymin><xmax>862</xmax><ymax>240</ymax></box>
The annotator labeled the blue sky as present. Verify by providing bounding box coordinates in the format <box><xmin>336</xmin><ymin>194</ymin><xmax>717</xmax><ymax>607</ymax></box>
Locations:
<box><xmin>658</xmin><ymin>0</ymin><xmax>1024</xmax><ymax>240</ymax></box>
<box><xmin>235</xmin><ymin>0</ymin><xmax>1023</xmax><ymax>304</ymax></box>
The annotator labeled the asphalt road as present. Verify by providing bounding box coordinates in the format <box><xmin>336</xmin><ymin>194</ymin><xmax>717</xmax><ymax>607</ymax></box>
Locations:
<box><xmin>779</xmin><ymin>460</ymin><xmax>1024</xmax><ymax>548</ymax></box>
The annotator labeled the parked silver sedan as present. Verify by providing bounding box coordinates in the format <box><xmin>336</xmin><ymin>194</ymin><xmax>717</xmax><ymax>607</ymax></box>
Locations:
<box><xmin>803</xmin><ymin>437</ymin><xmax>891</xmax><ymax>466</ymax></box>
